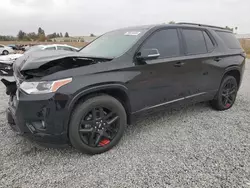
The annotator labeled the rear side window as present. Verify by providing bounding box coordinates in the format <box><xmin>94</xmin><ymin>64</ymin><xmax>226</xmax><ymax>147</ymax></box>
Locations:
<box><xmin>216</xmin><ymin>31</ymin><xmax>241</xmax><ymax>49</ymax></box>
<box><xmin>182</xmin><ymin>29</ymin><xmax>207</xmax><ymax>55</ymax></box>
<box><xmin>44</xmin><ymin>47</ymin><xmax>56</xmax><ymax>51</ymax></box>
<box><xmin>203</xmin><ymin>32</ymin><xmax>214</xmax><ymax>52</ymax></box>
<box><xmin>140</xmin><ymin>29</ymin><xmax>180</xmax><ymax>58</ymax></box>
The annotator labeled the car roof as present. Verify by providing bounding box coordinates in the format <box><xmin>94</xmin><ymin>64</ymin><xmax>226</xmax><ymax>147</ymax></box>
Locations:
<box><xmin>113</xmin><ymin>23</ymin><xmax>232</xmax><ymax>33</ymax></box>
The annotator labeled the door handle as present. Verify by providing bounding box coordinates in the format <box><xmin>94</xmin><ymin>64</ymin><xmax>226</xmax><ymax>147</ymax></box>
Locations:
<box><xmin>174</xmin><ymin>62</ymin><xmax>185</xmax><ymax>67</ymax></box>
<box><xmin>214</xmin><ymin>57</ymin><xmax>222</xmax><ymax>62</ymax></box>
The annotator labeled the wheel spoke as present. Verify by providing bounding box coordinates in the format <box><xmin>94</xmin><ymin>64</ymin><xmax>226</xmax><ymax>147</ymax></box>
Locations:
<box><xmin>221</xmin><ymin>93</ymin><xmax>227</xmax><ymax>97</ymax></box>
<box><xmin>88</xmin><ymin>131</ymin><xmax>96</xmax><ymax>146</ymax></box>
<box><xmin>92</xmin><ymin>109</ymin><xmax>97</xmax><ymax>120</ymax></box>
<box><xmin>223</xmin><ymin>97</ymin><xmax>228</xmax><ymax>105</ymax></box>
<box><xmin>79</xmin><ymin>128</ymin><xmax>93</xmax><ymax>133</ymax></box>
<box><xmin>95</xmin><ymin>133</ymin><xmax>103</xmax><ymax>146</ymax></box>
<box><xmin>227</xmin><ymin>97</ymin><xmax>233</xmax><ymax>104</ymax></box>
<box><xmin>81</xmin><ymin>120</ymin><xmax>94</xmax><ymax>125</ymax></box>
<box><xmin>229</xmin><ymin>89</ymin><xmax>236</xmax><ymax>95</ymax></box>
<box><xmin>103</xmin><ymin>131</ymin><xmax>112</xmax><ymax>139</ymax></box>
<box><xmin>99</xmin><ymin>107</ymin><xmax>104</xmax><ymax>118</ymax></box>
<box><xmin>104</xmin><ymin>112</ymin><xmax>114</xmax><ymax>120</ymax></box>
<box><xmin>107</xmin><ymin>116</ymin><xmax>119</xmax><ymax>125</ymax></box>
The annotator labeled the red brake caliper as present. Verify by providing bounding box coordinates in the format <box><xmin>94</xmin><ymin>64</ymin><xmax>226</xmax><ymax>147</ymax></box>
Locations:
<box><xmin>226</xmin><ymin>103</ymin><xmax>231</xmax><ymax>108</ymax></box>
<box><xmin>99</xmin><ymin>139</ymin><xmax>110</xmax><ymax>146</ymax></box>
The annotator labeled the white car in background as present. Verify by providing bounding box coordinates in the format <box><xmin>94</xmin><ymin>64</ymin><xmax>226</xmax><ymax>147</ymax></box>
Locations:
<box><xmin>0</xmin><ymin>44</ymin><xmax>79</xmax><ymax>75</ymax></box>
<box><xmin>0</xmin><ymin>44</ymin><xmax>15</xmax><ymax>55</ymax></box>
<box><xmin>27</xmin><ymin>44</ymin><xmax>79</xmax><ymax>53</ymax></box>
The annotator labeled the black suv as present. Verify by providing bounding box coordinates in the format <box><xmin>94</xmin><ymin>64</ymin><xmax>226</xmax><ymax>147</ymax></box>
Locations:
<box><xmin>2</xmin><ymin>23</ymin><xmax>246</xmax><ymax>154</ymax></box>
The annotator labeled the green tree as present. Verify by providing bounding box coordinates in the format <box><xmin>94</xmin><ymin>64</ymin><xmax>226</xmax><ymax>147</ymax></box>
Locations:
<box><xmin>38</xmin><ymin>34</ymin><xmax>46</xmax><ymax>42</ymax></box>
<box><xmin>90</xmin><ymin>33</ymin><xmax>95</xmax><ymax>37</ymax></box>
<box><xmin>17</xmin><ymin>30</ymin><xmax>26</xmax><ymax>40</ymax></box>
<box><xmin>169</xmin><ymin>21</ymin><xmax>175</xmax><ymax>24</ymax></box>
<box><xmin>38</xmin><ymin>27</ymin><xmax>45</xmax><ymax>35</ymax></box>
<box><xmin>27</xmin><ymin>32</ymin><xmax>37</xmax><ymax>41</ymax></box>
<box><xmin>60</xmin><ymin>32</ymin><xmax>63</xmax><ymax>37</ymax></box>
<box><xmin>64</xmin><ymin>32</ymin><xmax>69</xmax><ymax>37</ymax></box>
<box><xmin>37</xmin><ymin>27</ymin><xmax>46</xmax><ymax>41</ymax></box>
<box><xmin>47</xmin><ymin>32</ymin><xmax>57</xmax><ymax>39</ymax></box>
<box><xmin>0</xmin><ymin>35</ymin><xmax>16</xmax><ymax>41</ymax></box>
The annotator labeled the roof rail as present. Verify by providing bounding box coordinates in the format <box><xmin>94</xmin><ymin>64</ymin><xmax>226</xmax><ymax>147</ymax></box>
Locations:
<box><xmin>177</xmin><ymin>22</ymin><xmax>226</xmax><ymax>30</ymax></box>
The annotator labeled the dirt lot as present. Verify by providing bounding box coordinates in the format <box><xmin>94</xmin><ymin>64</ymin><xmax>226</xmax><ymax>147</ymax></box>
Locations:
<box><xmin>0</xmin><ymin>61</ymin><xmax>250</xmax><ymax>188</ymax></box>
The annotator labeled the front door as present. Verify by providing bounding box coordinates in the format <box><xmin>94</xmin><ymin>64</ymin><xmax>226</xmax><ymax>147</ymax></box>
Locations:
<box><xmin>129</xmin><ymin>28</ymin><xmax>188</xmax><ymax>112</ymax></box>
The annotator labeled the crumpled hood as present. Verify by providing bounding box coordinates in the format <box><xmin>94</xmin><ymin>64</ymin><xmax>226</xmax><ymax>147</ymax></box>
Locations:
<box><xmin>15</xmin><ymin>50</ymin><xmax>83</xmax><ymax>71</ymax></box>
<box><xmin>0</xmin><ymin>54</ymin><xmax>23</xmax><ymax>64</ymax></box>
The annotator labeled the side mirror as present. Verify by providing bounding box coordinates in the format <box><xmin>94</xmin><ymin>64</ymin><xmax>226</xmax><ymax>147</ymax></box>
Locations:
<box><xmin>136</xmin><ymin>48</ymin><xmax>160</xmax><ymax>61</ymax></box>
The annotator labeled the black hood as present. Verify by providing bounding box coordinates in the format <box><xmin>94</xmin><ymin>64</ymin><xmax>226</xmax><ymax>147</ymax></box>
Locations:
<box><xmin>15</xmin><ymin>50</ymin><xmax>84</xmax><ymax>71</ymax></box>
<box><xmin>13</xmin><ymin>50</ymin><xmax>113</xmax><ymax>79</ymax></box>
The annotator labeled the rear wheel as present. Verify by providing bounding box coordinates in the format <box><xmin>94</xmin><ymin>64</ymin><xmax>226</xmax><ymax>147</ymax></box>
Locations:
<box><xmin>2</xmin><ymin>50</ymin><xmax>9</xmax><ymax>55</ymax></box>
<box><xmin>69</xmin><ymin>95</ymin><xmax>127</xmax><ymax>154</ymax></box>
<box><xmin>211</xmin><ymin>75</ymin><xmax>238</xmax><ymax>111</ymax></box>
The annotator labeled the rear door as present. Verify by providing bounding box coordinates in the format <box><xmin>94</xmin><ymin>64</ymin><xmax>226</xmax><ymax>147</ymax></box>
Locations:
<box><xmin>179</xmin><ymin>28</ymin><xmax>215</xmax><ymax>98</ymax></box>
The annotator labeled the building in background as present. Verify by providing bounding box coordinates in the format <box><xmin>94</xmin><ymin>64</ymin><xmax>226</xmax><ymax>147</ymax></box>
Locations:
<box><xmin>236</xmin><ymin>34</ymin><xmax>250</xmax><ymax>39</ymax></box>
<box><xmin>52</xmin><ymin>36</ymin><xmax>97</xmax><ymax>43</ymax></box>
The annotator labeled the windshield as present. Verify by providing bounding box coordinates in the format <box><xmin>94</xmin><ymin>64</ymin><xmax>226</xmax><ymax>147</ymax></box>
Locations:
<box><xmin>79</xmin><ymin>29</ymin><xmax>146</xmax><ymax>58</ymax></box>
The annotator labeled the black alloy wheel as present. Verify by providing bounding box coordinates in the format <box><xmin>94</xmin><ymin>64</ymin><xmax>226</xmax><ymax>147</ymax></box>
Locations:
<box><xmin>221</xmin><ymin>78</ymin><xmax>237</xmax><ymax>108</ymax></box>
<box><xmin>211</xmin><ymin>75</ymin><xmax>238</xmax><ymax>111</ymax></box>
<box><xmin>69</xmin><ymin>95</ymin><xmax>127</xmax><ymax>154</ymax></box>
<box><xmin>79</xmin><ymin>107</ymin><xmax>119</xmax><ymax>147</ymax></box>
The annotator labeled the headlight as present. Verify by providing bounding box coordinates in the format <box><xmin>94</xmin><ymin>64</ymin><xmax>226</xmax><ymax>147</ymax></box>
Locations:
<box><xmin>20</xmin><ymin>78</ymin><xmax>72</xmax><ymax>94</ymax></box>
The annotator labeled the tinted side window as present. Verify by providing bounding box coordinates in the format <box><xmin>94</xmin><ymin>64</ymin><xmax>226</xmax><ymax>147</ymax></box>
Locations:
<box><xmin>57</xmin><ymin>46</ymin><xmax>65</xmax><ymax>50</ymax></box>
<box><xmin>216</xmin><ymin>31</ymin><xmax>241</xmax><ymax>49</ymax></box>
<box><xmin>44</xmin><ymin>47</ymin><xmax>56</xmax><ymax>50</ymax></box>
<box><xmin>140</xmin><ymin>29</ymin><xmax>180</xmax><ymax>58</ymax></box>
<box><xmin>182</xmin><ymin>29</ymin><xmax>207</xmax><ymax>55</ymax></box>
<box><xmin>64</xmin><ymin>47</ymin><xmax>75</xmax><ymax>51</ymax></box>
<box><xmin>203</xmin><ymin>32</ymin><xmax>214</xmax><ymax>52</ymax></box>
<box><xmin>57</xmin><ymin>46</ymin><xmax>74</xmax><ymax>51</ymax></box>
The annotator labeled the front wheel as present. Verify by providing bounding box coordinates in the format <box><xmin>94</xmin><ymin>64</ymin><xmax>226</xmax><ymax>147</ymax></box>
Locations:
<box><xmin>210</xmin><ymin>75</ymin><xmax>238</xmax><ymax>111</ymax></box>
<box><xmin>69</xmin><ymin>95</ymin><xmax>127</xmax><ymax>154</ymax></box>
<box><xmin>2</xmin><ymin>50</ymin><xmax>9</xmax><ymax>55</ymax></box>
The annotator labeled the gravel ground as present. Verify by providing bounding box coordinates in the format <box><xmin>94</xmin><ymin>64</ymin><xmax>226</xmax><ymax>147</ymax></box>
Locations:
<box><xmin>0</xmin><ymin>61</ymin><xmax>250</xmax><ymax>188</ymax></box>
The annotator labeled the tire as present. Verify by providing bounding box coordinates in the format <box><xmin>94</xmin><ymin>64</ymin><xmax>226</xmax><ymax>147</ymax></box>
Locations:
<box><xmin>2</xmin><ymin>50</ymin><xmax>9</xmax><ymax>55</ymax></box>
<box><xmin>69</xmin><ymin>95</ymin><xmax>127</xmax><ymax>154</ymax></box>
<box><xmin>210</xmin><ymin>75</ymin><xmax>238</xmax><ymax>111</ymax></box>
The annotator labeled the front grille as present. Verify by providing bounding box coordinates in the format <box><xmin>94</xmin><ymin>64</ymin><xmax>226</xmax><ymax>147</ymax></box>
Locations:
<box><xmin>0</xmin><ymin>62</ymin><xmax>10</xmax><ymax>69</ymax></box>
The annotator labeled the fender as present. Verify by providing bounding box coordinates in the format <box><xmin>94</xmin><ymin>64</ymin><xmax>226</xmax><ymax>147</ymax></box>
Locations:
<box><xmin>223</xmin><ymin>65</ymin><xmax>241</xmax><ymax>75</ymax></box>
<box><xmin>63</xmin><ymin>83</ymin><xmax>130</xmax><ymax>132</ymax></box>
<box><xmin>68</xmin><ymin>83</ymin><xmax>129</xmax><ymax>111</ymax></box>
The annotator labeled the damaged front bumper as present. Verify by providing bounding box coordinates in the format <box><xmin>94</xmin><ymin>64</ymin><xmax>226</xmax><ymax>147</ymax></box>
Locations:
<box><xmin>3</xmin><ymin>78</ymin><xmax>70</xmax><ymax>146</ymax></box>
<box><xmin>0</xmin><ymin>62</ymin><xmax>13</xmax><ymax>76</ymax></box>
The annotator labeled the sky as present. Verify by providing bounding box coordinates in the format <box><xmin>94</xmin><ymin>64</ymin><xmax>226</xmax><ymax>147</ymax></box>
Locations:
<box><xmin>0</xmin><ymin>0</ymin><xmax>249</xmax><ymax>36</ymax></box>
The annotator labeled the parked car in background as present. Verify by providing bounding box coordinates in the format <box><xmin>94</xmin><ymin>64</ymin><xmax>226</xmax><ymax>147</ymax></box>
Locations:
<box><xmin>2</xmin><ymin>23</ymin><xmax>245</xmax><ymax>154</ymax></box>
<box><xmin>0</xmin><ymin>44</ymin><xmax>79</xmax><ymax>76</ymax></box>
<box><xmin>0</xmin><ymin>54</ymin><xmax>23</xmax><ymax>75</ymax></box>
<box><xmin>24</xmin><ymin>44</ymin><xmax>79</xmax><ymax>53</ymax></box>
<box><xmin>8</xmin><ymin>44</ymin><xmax>19</xmax><ymax>51</ymax></box>
<box><xmin>0</xmin><ymin>44</ymin><xmax>15</xmax><ymax>55</ymax></box>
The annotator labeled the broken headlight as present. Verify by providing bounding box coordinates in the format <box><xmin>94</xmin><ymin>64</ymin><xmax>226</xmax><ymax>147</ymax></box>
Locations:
<box><xmin>20</xmin><ymin>78</ymin><xmax>72</xmax><ymax>94</ymax></box>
